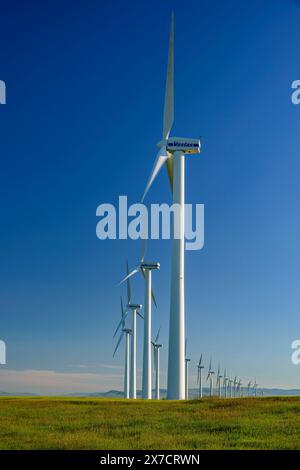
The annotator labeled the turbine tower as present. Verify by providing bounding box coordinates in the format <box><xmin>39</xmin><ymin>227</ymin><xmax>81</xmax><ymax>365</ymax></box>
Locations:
<box><xmin>152</xmin><ymin>327</ymin><xmax>162</xmax><ymax>400</ymax></box>
<box><xmin>233</xmin><ymin>376</ymin><xmax>238</xmax><ymax>398</ymax></box>
<box><xmin>207</xmin><ymin>357</ymin><xmax>214</xmax><ymax>398</ymax></box>
<box><xmin>253</xmin><ymin>378</ymin><xmax>258</xmax><ymax>397</ymax></box>
<box><xmin>184</xmin><ymin>339</ymin><xmax>191</xmax><ymax>400</ymax></box>
<box><xmin>113</xmin><ymin>297</ymin><xmax>132</xmax><ymax>399</ymax></box>
<box><xmin>197</xmin><ymin>354</ymin><xmax>204</xmax><ymax>399</ymax></box>
<box><xmin>120</xmin><ymin>242</ymin><xmax>159</xmax><ymax>399</ymax></box>
<box><xmin>216</xmin><ymin>365</ymin><xmax>222</xmax><ymax>398</ymax></box>
<box><xmin>120</xmin><ymin>261</ymin><xmax>142</xmax><ymax>399</ymax></box>
<box><xmin>223</xmin><ymin>369</ymin><xmax>228</xmax><ymax>398</ymax></box>
<box><xmin>141</xmin><ymin>13</ymin><xmax>201</xmax><ymax>400</ymax></box>
<box><xmin>228</xmin><ymin>376</ymin><xmax>233</xmax><ymax>398</ymax></box>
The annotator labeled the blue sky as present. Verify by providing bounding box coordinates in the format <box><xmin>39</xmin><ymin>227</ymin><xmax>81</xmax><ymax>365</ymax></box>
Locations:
<box><xmin>0</xmin><ymin>0</ymin><xmax>300</xmax><ymax>393</ymax></box>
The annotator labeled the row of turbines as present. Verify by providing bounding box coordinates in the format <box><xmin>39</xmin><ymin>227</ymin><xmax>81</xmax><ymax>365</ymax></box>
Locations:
<box><xmin>113</xmin><ymin>266</ymin><xmax>259</xmax><ymax>400</ymax></box>
<box><xmin>112</xmin><ymin>14</ymin><xmax>260</xmax><ymax>400</ymax></box>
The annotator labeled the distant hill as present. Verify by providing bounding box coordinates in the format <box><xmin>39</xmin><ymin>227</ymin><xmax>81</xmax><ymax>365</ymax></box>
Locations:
<box><xmin>1</xmin><ymin>388</ymin><xmax>299</xmax><ymax>398</ymax></box>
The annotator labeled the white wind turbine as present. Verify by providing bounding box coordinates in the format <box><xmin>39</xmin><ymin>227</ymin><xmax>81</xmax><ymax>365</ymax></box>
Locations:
<box><xmin>141</xmin><ymin>13</ymin><xmax>201</xmax><ymax>400</ymax></box>
<box><xmin>118</xmin><ymin>261</ymin><xmax>143</xmax><ymax>399</ymax></box>
<box><xmin>233</xmin><ymin>376</ymin><xmax>238</xmax><ymax>398</ymax></box>
<box><xmin>228</xmin><ymin>377</ymin><xmax>233</xmax><ymax>398</ymax></box>
<box><xmin>238</xmin><ymin>379</ymin><xmax>242</xmax><ymax>397</ymax></box>
<box><xmin>216</xmin><ymin>365</ymin><xmax>222</xmax><ymax>398</ymax></box>
<box><xmin>223</xmin><ymin>369</ymin><xmax>228</xmax><ymax>398</ymax></box>
<box><xmin>184</xmin><ymin>339</ymin><xmax>191</xmax><ymax>400</ymax></box>
<box><xmin>120</xmin><ymin>242</ymin><xmax>159</xmax><ymax>400</ymax></box>
<box><xmin>253</xmin><ymin>378</ymin><xmax>258</xmax><ymax>397</ymax></box>
<box><xmin>197</xmin><ymin>354</ymin><xmax>204</xmax><ymax>399</ymax></box>
<box><xmin>152</xmin><ymin>326</ymin><xmax>162</xmax><ymax>400</ymax></box>
<box><xmin>113</xmin><ymin>296</ymin><xmax>131</xmax><ymax>399</ymax></box>
<box><xmin>207</xmin><ymin>357</ymin><xmax>214</xmax><ymax>398</ymax></box>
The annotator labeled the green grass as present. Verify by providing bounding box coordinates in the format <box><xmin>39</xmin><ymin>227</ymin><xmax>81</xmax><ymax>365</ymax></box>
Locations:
<box><xmin>0</xmin><ymin>396</ymin><xmax>300</xmax><ymax>449</ymax></box>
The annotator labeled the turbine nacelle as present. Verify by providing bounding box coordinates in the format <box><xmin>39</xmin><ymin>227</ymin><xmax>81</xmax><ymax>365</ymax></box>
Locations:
<box><xmin>141</xmin><ymin>262</ymin><xmax>161</xmax><ymax>270</ymax></box>
<box><xmin>127</xmin><ymin>303</ymin><xmax>142</xmax><ymax>311</ymax></box>
<box><xmin>157</xmin><ymin>136</ymin><xmax>201</xmax><ymax>155</ymax></box>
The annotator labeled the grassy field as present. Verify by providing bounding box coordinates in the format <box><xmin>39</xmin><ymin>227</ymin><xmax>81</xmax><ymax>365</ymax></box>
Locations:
<box><xmin>0</xmin><ymin>396</ymin><xmax>300</xmax><ymax>449</ymax></box>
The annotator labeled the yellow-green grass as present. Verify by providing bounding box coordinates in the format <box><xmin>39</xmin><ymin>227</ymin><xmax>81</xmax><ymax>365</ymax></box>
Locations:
<box><xmin>0</xmin><ymin>396</ymin><xmax>300</xmax><ymax>450</ymax></box>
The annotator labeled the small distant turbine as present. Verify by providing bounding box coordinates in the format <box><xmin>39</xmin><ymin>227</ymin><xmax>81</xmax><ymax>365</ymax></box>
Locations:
<box><xmin>120</xmin><ymin>243</ymin><xmax>159</xmax><ymax>400</ymax></box>
<box><xmin>223</xmin><ymin>369</ymin><xmax>228</xmax><ymax>398</ymax></box>
<box><xmin>233</xmin><ymin>376</ymin><xmax>238</xmax><ymax>398</ymax></box>
<box><xmin>216</xmin><ymin>365</ymin><xmax>222</xmax><ymax>398</ymax></box>
<box><xmin>118</xmin><ymin>261</ymin><xmax>143</xmax><ymax>399</ymax></box>
<box><xmin>113</xmin><ymin>297</ymin><xmax>132</xmax><ymax>399</ymax></box>
<box><xmin>197</xmin><ymin>354</ymin><xmax>204</xmax><ymax>399</ymax></box>
<box><xmin>228</xmin><ymin>377</ymin><xmax>233</xmax><ymax>398</ymax></box>
<box><xmin>184</xmin><ymin>339</ymin><xmax>191</xmax><ymax>400</ymax></box>
<box><xmin>152</xmin><ymin>326</ymin><xmax>162</xmax><ymax>400</ymax></box>
<box><xmin>247</xmin><ymin>380</ymin><xmax>252</xmax><ymax>397</ymax></box>
<box><xmin>253</xmin><ymin>378</ymin><xmax>258</xmax><ymax>397</ymax></box>
<box><xmin>238</xmin><ymin>379</ymin><xmax>242</xmax><ymax>397</ymax></box>
<box><xmin>206</xmin><ymin>357</ymin><xmax>214</xmax><ymax>398</ymax></box>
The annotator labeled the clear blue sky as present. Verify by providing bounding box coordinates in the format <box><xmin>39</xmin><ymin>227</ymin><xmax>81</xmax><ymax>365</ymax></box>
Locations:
<box><xmin>0</xmin><ymin>0</ymin><xmax>300</xmax><ymax>393</ymax></box>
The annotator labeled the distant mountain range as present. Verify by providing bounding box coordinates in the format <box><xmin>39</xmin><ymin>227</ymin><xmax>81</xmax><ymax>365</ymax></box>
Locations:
<box><xmin>1</xmin><ymin>388</ymin><xmax>300</xmax><ymax>398</ymax></box>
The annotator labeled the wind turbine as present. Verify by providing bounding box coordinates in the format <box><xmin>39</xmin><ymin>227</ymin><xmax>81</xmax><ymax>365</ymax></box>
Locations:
<box><xmin>184</xmin><ymin>340</ymin><xmax>191</xmax><ymax>400</ymax></box>
<box><xmin>141</xmin><ymin>13</ymin><xmax>201</xmax><ymax>400</ymax></box>
<box><xmin>253</xmin><ymin>378</ymin><xmax>258</xmax><ymax>397</ymax></box>
<box><xmin>228</xmin><ymin>377</ymin><xmax>233</xmax><ymax>398</ymax></box>
<box><xmin>197</xmin><ymin>354</ymin><xmax>204</xmax><ymax>399</ymax></box>
<box><xmin>238</xmin><ymin>379</ymin><xmax>242</xmax><ymax>397</ymax></box>
<box><xmin>223</xmin><ymin>369</ymin><xmax>228</xmax><ymax>398</ymax></box>
<box><xmin>118</xmin><ymin>261</ymin><xmax>143</xmax><ymax>399</ymax></box>
<box><xmin>206</xmin><ymin>357</ymin><xmax>214</xmax><ymax>398</ymax></box>
<box><xmin>216</xmin><ymin>365</ymin><xmax>222</xmax><ymax>398</ymax></box>
<box><xmin>120</xmin><ymin>242</ymin><xmax>159</xmax><ymax>399</ymax></box>
<box><xmin>113</xmin><ymin>297</ymin><xmax>132</xmax><ymax>399</ymax></box>
<box><xmin>152</xmin><ymin>326</ymin><xmax>162</xmax><ymax>400</ymax></box>
<box><xmin>233</xmin><ymin>376</ymin><xmax>238</xmax><ymax>398</ymax></box>
<box><xmin>247</xmin><ymin>380</ymin><xmax>252</xmax><ymax>397</ymax></box>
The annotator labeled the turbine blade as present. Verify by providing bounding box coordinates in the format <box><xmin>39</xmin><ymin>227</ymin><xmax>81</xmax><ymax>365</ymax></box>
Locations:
<box><xmin>120</xmin><ymin>296</ymin><xmax>125</xmax><ymax>329</ymax></box>
<box><xmin>142</xmin><ymin>148</ymin><xmax>169</xmax><ymax>202</ymax></box>
<box><xmin>119</xmin><ymin>267</ymin><xmax>139</xmax><ymax>286</ymax></box>
<box><xmin>165</xmin><ymin>155</ymin><xmax>173</xmax><ymax>192</ymax></box>
<box><xmin>126</xmin><ymin>260</ymin><xmax>131</xmax><ymax>304</ymax></box>
<box><xmin>140</xmin><ymin>237</ymin><xmax>147</xmax><ymax>263</ymax></box>
<box><xmin>185</xmin><ymin>339</ymin><xmax>187</xmax><ymax>358</ymax></box>
<box><xmin>113</xmin><ymin>310</ymin><xmax>128</xmax><ymax>338</ymax></box>
<box><xmin>155</xmin><ymin>326</ymin><xmax>161</xmax><ymax>344</ymax></box>
<box><xmin>137</xmin><ymin>311</ymin><xmax>144</xmax><ymax>320</ymax></box>
<box><xmin>113</xmin><ymin>331</ymin><xmax>124</xmax><ymax>357</ymax></box>
<box><xmin>199</xmin><ymin>353</ymin><xmax>203</xmax><ymax>367</ymax></box>
<box><xmin>163</xmin><ymin>12</ymin><xmax>174</xmax><ymax>140</ymax></box>
<box><xmin>153</xmin><ymin>347</ymin><xmax>157</xmax><ymax>372</ymax></box>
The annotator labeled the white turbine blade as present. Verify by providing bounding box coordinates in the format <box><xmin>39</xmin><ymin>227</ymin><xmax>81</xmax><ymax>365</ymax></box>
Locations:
<box><xmin>166</xmin><ymin>157</ymin><xmax>173</xmax><ymax>193</ymax></box>
<box><xmin>199</xmin><ymin>354</ymin><xmax>203</xmax><ymax>367</ymax></box>
<box><xmin>141</xmin><ymin>268</ymin><xmax>157</xmax><ymax>308</ymax></box>
<box><xmin>119</xmin><ymin>267</ymin><xmax>139</xmax><ymax>286</ymax></box>
<box><xmin>153</xmin><ymin>348</ymin><xmax>157</xmax><ymax>372</ymax></box>
<box><xmin>113</xmin><ymin>310</ymin><xmax>128</xmax><ymax>338</ymax></box>
<box><xmin>209</xmin><ymin>357</ymin><xmax>212</xmax><ymax>372</ymax></box>
<box><xmin>113</xmin><ymin>331</ymin><xmax>124</xmax><ymax>357</ymax></box>
<box><xmin>142</xmin><ymin>148</ymin><xmax>169</xmax><ymax>202</ymax></box>
<box><xmin>185</xmin><ymin>339</ymin><xmax>187</xmax><ymax>358</ymax></box>
<box><xmin>155</xmin><ymin>326</ymin><xmax>161</xmax><ymax>344</ymax></box>
<box><xmin>197</xmin><ymin>368</ymin><xmax>200</xmax><ymax>384</ymax></box>
<box><xmin>120</xmin><ymin>296</ymin><xmax>125</xmax><ymax>329</ymax></box>
<box><xmin>163</xmin><ymin>12</ymin><xmax>174</xmax><ymax>140</ymax></box>
<box><xmin>137</xmin><ymin>311</ymin><xmax>144</xmax><ymax>320</ymax></box>
<box><xmin>206</xmin><ymin>371</ymin><xmax>210</xmax><ymax>381</ymax></box>
<box><xmin>126</xmin><ymin>260</ymin><xmax>131</xmax><ymax>304</ymax></box>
